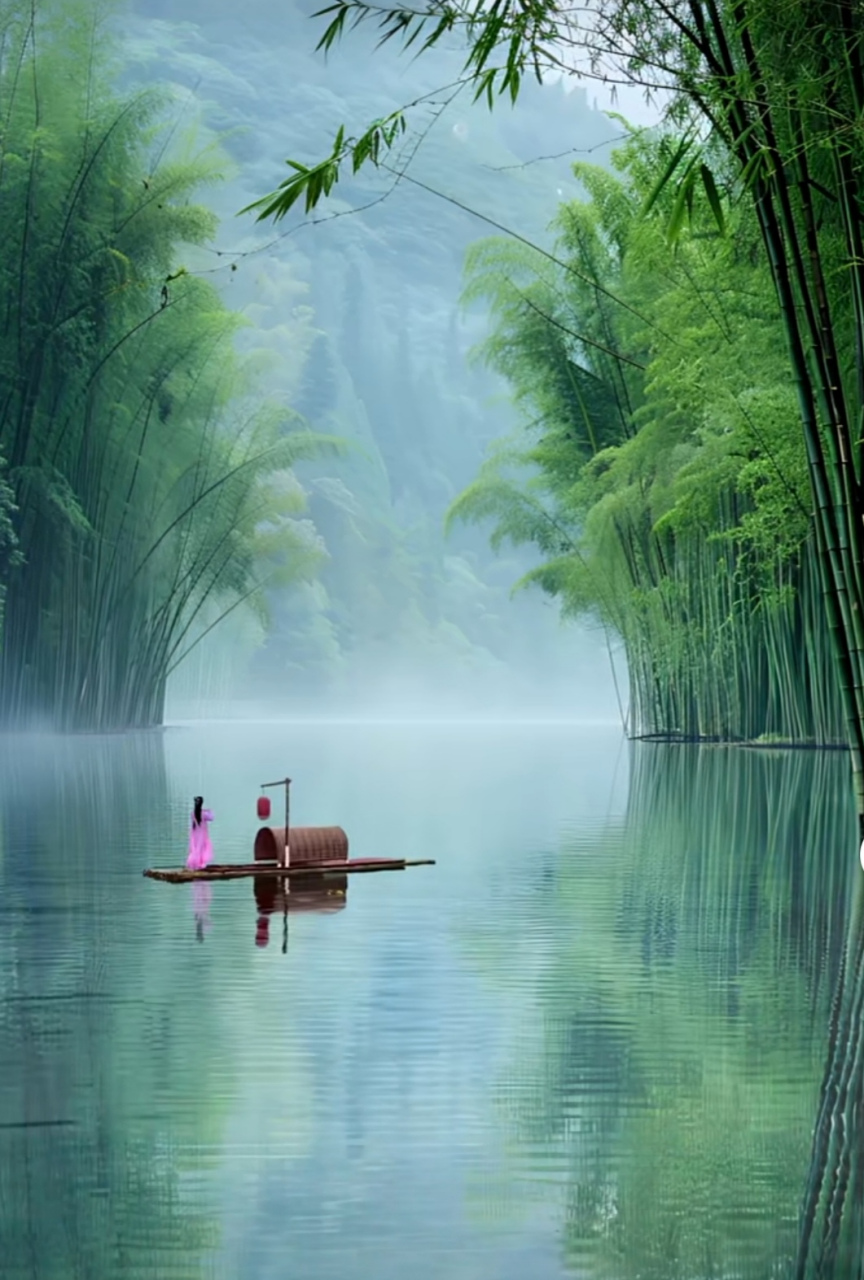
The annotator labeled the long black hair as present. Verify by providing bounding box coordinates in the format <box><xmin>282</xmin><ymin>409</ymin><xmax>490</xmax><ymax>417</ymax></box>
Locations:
<box><xmin>193</xmin><ymin>796</ymin><xmax>203</xmax><ymax>826</ymax></box>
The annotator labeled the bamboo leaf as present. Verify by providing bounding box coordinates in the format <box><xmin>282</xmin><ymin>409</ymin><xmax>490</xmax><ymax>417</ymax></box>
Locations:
<box><xmin>700</xmin><ymin>163</ymin><xmax>726</xmax><ymax>235</ymax></box>
<box><xmin>642</xmin><ymin>134</ymin><xmax>695</xmax><ymax>217</ymax></box>
<box><xmin>666</xmin><ymin>162</ymin><xmax>698</xmax><ymax>243</ymax></box>
<box><xmin>314</xmin><ymin>2</ymin><xmax>350</xmax><ymax>53</ymax></box>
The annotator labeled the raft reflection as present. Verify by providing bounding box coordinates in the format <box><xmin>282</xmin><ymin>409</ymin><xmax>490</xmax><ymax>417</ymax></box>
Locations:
<box><xmin>253</xmin><ymin>873</ymin><xmax>348</xmax><ymax>951</ymax></box>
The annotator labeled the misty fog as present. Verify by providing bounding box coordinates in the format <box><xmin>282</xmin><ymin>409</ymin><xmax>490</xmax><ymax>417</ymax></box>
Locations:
<box><xmin>115</xmin><ymin>0</ymin><xmax>627</xmax><ymax>724</ymax></box>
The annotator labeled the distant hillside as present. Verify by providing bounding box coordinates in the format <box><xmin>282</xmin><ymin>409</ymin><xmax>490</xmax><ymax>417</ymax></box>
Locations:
<box><xmin>125</xmin><ymin>0</ymin><xmax>624</xmax><ymax>720</ymax></box>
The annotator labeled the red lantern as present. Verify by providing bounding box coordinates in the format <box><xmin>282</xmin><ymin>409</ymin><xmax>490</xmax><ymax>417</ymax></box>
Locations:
<box><xmin>257</xmin><ymin>795</ymin><xmax>271</xmax><ymax>820</ymax></box>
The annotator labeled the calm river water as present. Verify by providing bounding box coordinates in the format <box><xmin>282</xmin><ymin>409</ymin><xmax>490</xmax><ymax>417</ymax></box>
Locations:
<box><xmin>0</xmin><ymin>722</ymin><xmax>860</xmax><ymax>1279</ymax></box>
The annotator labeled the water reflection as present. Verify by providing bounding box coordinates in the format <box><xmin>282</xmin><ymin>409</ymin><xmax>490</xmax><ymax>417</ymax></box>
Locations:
<box><xmin>473</xmin><ymin>743</ymin><xmax>857</xmax><ymax>1280</ymax></box>
<box><xmin>2</xmin><ymin>726</ymin><xmax>863</xmax><ymax>1279</ymax></box>
<box><xmin>795</xmin><ymin>870</ymin><xmax>864</xmax><ymax>1280</ymax></box>
<box><xmin>193</xmin><ymin>881</ymin><xmax>212</xmax><ymax>942</ymax></box>
<box><xmin>253</xmin><ymin>873</ymin><xmax>348</xmax><ymax>952</ymax></box>
<box><xmin>0</xmin><ymin>731</ymin><xmax>218</xmax><ymax>1280</ymax></box>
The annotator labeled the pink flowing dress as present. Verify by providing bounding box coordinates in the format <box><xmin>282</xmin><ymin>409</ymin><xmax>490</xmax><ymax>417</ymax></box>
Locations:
<box><xmin>186</xmin><ymin>808</ymin><xmax>214</xmax><ymax>870</ymax></box>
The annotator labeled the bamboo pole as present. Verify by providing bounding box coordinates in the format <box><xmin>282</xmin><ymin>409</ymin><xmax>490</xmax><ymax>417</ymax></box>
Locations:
<box><xmin>144</xmin><ymin>858</ymin><xmax>436</xmax><ymax>884</ymax></box>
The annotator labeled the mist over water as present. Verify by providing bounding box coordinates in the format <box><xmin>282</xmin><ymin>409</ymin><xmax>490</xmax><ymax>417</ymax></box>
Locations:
<box><xmin>166</xmin><ymin>623</ymin><xmax>626</xmax><ymax>726</ymax></box>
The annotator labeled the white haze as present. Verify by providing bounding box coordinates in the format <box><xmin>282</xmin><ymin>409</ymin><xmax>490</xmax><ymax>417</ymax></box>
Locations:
<box><xmin>121</xmin><ymin>0</ymin><xmax>631</xmax><ymax>727</ymax></box>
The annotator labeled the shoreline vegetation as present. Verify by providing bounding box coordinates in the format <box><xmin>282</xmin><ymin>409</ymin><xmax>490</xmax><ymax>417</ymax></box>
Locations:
<box><xmin>443</xmin><ymin>137</ymin><xmax>848</xmax><ymax>749</ymax></box>
<box><xmin>0</xmin><ymin>0</ymin><xmax>336</xmax><ymax>731</ymax></box>
<box><xmin>631</xmin><ymin>733</ymin><xmax>849</xmax><ymax>751</ymax></box>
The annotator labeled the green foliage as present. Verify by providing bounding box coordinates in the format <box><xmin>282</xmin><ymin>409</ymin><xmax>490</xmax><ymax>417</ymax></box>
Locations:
<box><xmin>449</xmin><ymin>133</ymin><xmax>843</xmax><ymax>741</ymax></box>
<box><xmin>243</xmin><ymin>0</ymin><xmax>565</xmax><ymax>220</ymax></box>
<box><xmin>242</xmin><ymin>109</ymin><xmax>408</xmax><ymax>222</ymax></box>
<box><xmin>0</xmin><ymin>0</ymin><xmax>337</xmax><ymax>729</ymax></box>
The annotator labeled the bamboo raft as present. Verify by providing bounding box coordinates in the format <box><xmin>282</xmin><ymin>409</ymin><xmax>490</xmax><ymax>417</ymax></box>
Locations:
<box><xmin>144</xmin><ymin>857</ymin><xmax>436</xmax><ymax>885</ymax></box>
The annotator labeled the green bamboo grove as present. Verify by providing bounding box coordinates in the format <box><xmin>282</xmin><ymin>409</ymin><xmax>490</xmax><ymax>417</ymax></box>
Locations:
<box><xmin>446</xmin><ymin>133</ymin><xmax>846</xmax><ymax>744</ymax></box>
<box><xmin>0</xmin><ymin>0</ymin><xmax>334</xmax><ymax>730</ymax></box>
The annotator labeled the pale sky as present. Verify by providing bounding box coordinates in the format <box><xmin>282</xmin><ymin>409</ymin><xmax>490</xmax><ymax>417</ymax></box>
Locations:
<box><xmin>587</xmin><ymin>78</ymin><xmax>667</xmax><ymax>128</ymax></box>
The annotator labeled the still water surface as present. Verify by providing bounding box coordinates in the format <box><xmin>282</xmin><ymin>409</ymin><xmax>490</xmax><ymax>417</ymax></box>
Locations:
<box><xmin>0</xmin><ymin>724</ymin><xmax>858</xmax><ymax>1278</ymax></box>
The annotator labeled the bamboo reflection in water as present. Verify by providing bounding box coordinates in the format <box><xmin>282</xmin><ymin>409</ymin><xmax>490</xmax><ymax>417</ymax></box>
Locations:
<box><xmin>478</xmin><ymin>743</ymin><xmax>856</xmax><ymax>1279</ymax></box>
<box><xmin>619</xmin><ymin>746</ymin><xmax>857</xmax><ymax>1280</ymax></box>
<box><xmin>625</xmin><ymin>746</ymin><xmax>863</xmax><ymax>1280</ymax></box>
<box><xmin>794</xmin><ymin>871</ymin><xmax>864</xmax><ymax>1280</ymax></box>
<box><xmin>0</xmin><ymin>734</ymin><xmax>220</xmax><ymax>1280</ymax></box>
<box><xmin>622</xmin><ymin>745</ymin><xmax>854</xmax><ymax>997</ymax></box>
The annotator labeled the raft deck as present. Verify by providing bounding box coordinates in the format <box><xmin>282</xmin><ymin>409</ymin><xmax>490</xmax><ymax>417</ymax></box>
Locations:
<box><xmin>144</xmin><ymin>857</ymin><xmax>435</xmax><ymax>884</ymax></box>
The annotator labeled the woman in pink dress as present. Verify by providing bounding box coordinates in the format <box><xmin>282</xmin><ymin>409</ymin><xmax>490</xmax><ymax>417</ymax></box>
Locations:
<box><xmin>186</xmin><ymin>796</ymin><xmax>214</xmax><ymax>870</ymax></box>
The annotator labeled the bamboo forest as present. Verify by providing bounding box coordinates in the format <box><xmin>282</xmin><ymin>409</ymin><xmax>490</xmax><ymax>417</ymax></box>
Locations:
<box><xmin>3</xmin><ymin>2</ymin><xmax>864</xmax><ymax>1279</ymax></box>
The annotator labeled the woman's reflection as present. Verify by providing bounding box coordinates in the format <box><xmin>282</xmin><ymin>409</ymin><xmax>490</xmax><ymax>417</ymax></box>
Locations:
<box><xmin>192</xmin><ymin>881</ymin><xmax>212</xmax><ymax>942</ymax></box>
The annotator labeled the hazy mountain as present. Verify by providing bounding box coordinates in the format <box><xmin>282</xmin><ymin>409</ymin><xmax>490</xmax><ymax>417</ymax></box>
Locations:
<box><xmin>123</xmin><ymin>0</ymin><xmax>624</xmax><ymax>721</ymax></box>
